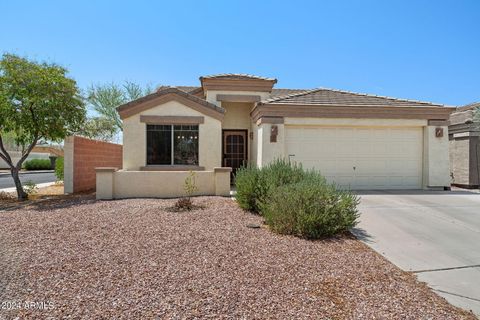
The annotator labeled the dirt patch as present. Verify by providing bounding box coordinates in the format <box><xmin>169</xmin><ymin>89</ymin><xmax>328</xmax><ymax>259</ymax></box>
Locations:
<box><xmin>0</xmin><ymin>196</ymin><xmax>475</xmax><ymax>319</ymax></box>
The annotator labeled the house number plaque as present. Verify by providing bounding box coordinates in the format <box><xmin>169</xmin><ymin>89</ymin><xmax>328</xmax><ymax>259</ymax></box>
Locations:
<box><xmin>435</xmin><ymin>127</ymin><xmax>444</xmax><ymax>138</ymax></box>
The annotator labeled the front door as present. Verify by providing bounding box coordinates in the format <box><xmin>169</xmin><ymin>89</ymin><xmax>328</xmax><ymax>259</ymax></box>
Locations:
<box><xmin>223</xmin><ymin>130</ymin><xmax>247</xmax><ymax>179</ymax></box>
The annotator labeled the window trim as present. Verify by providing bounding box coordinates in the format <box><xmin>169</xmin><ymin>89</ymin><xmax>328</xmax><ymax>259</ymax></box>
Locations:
<box><xmin>146</xmin><ymin>124</ymin><xmax>199</xmax><ymax>167</ymax></box>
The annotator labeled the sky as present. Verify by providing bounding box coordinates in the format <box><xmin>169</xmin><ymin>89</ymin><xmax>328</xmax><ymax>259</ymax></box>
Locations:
<box><xmin>1</xmin><ymin>0</ymin><xmax>479</xmax><ymax>106</ymax></box>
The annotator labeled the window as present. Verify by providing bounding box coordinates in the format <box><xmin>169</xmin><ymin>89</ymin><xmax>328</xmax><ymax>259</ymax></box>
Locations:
<box><xmin>147</xmin><ymin>124</ymin><xmax>199</xmax><ymax>166</ymax></box>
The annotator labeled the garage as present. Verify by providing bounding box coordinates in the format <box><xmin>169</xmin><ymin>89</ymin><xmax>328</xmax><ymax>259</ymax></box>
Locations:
<box><xmin>285</xmin><ymin>126</ymin><xmax>423</xmax><ymax>189</ymax></box>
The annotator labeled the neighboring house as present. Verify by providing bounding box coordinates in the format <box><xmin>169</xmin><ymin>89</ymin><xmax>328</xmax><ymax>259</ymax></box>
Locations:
<box><xmin>449</xmin><ymin>102</ymin><xmax>480</xmax><ymax>188</ymax></box>
<box><xmin>96</xmin><ymin>74</ymin><xmax>454</xmax><ymax>199</ymax></box>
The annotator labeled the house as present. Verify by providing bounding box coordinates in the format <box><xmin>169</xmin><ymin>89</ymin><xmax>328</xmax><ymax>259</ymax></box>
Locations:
<box><xmin>449</xmin><ymin>102</ymin><xmax>480</xmax><ymax>188</ymax></box>
<box><xmin>96</xmin><ymin>74</ymin><xmax>454</xmax><ymax>199</ymax></box>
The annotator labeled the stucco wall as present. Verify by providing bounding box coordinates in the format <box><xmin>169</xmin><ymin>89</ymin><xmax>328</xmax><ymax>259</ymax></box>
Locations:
<box><xmin>449</xmin><ymin>132</ymin><xmax>480</xmax><ymax>188</ymax></box>
<box><xmin>255</xmin><ymin>117</ymin><xmax>451</xmax><ymax>189</ymax></box>
<box><xmin>423</xmin><ymin>125</ymin><xmax>450</xmax><ymax>188</ymax></box>
<box><xmin>256</xmin><ymin>123</ymin><xmax>285</xmax><ymax>166</ymax></box>
<box><xmin>122</xmin><ymin>100</ymin><xmax>222</xmax><ymax>171</ymax></box>
<box><xmin>221</xmin><ymin>102</ymin><xmax>253</xmax><ymax>163</ymax></box>
<box><xmin>205</xmin><ymin>90</ymin><xmax>271</xmax><ymax>107</ymax></box>
<box><xmin>96</xmin><ymin>168</ymin><xmax>231</xmax><ymax>199</ymax></box>
<box><xmin>222</xmin><ymin>102</ymin><xmax>252</xmax><ymax>129</ymax></box>
<box><xmin>449</xmin><ymin>137</ymin><xmax>470</xmax><ymax>186</ymax></box>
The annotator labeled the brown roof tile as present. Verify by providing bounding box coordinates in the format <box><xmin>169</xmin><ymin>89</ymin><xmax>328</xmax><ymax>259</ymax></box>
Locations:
<box><xmin>271</xmin><ymin>88</ymin><xmax>310</xmax><ymax>97</ymax></box>
<box><xmin>200</xmin><ymin>73</ymin><xmax>277</xmax><ymax>82</ymax></box>
<box><xmin>261</xmin><ymin>88</ymin><xmax>447</xmax><ymax>108</ymax></box>
<box><xmin>458</xmin><ymin>102</ymin><xmax>480</xmax><ymax>111</ymax></box>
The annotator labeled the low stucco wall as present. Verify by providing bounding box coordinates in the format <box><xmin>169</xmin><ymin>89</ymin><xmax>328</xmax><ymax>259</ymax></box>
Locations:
<box><xmin>96</xmin><ymin>168</ymin><xmax>231</xmax><ymax>199</ymax></box>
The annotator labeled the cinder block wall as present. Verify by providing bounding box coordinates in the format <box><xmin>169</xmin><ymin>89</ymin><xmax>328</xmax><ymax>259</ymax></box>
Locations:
<box><xmin>64</xmin><ymin>136</ymin><xmax>122</xmax><ymax>193</ymax></box>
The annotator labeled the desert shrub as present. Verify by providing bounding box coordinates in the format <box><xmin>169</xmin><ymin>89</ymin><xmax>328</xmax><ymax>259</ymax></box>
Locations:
<box><xmin>174</xmin><ymin>171</ymin><xmax>199</xmax><ymax>211</ymax></box>
<box><xmin>23</xmin><ymin>180</ymin><xmax>38</xmax><ymax>195</ymax></box>
<box><xmin>235</xmin><ymin>158</ymin><xmax>308</xmax><ymax>213</ymax></box>
<box><xmin>24</xmin><ymin>158</ymin><xmax>51</xmax><ymax>170</ymax></box>
<box><xmin>55</xmin><ymin>157</ymin><xmax>64</xmax><ymax>181</ymax></box>
<box><xmin>234</xmin><ymin>164</ymin><xmax>261</xmax><ymax>212</ymax></box>
<box><xmin>261</xmin><ymin>181</ymin><xmax>359</xmax><ymax>239</ymax></box>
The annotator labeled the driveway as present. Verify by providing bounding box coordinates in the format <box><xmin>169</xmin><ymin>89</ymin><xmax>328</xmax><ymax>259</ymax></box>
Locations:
<box><xmin>353</xmin><ymin>189</ymin><xmax>480</xmax><ymax>316</ymax></box>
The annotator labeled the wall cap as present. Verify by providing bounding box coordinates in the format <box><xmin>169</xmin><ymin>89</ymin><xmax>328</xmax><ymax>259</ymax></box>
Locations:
<box><xmin>214</xmin><ymin>167</ymin><xmax>232</xmax><ymax>172</ymax></box>
<box><xmin>140</xmin><ymin>165</ymin><xmax>205</xmax><ymax>171</ymax></box>
<box><xmin>95</xmin><ymin>167</ymin><xmax>118</xmax><ymax>172</ymax></box>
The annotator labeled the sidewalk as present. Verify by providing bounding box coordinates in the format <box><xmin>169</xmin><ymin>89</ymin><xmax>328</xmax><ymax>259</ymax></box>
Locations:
<box><xmin>0</xmin><ymin>182</ymin><xmax>57</xmax><ymax>193</ymax></box>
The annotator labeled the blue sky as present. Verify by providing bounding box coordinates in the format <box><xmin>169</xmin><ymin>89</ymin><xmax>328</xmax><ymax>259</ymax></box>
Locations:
<box><xmin>1</xmin><ymin>0</ymin><xmax>479</xmax><ymax>106</ymax></box>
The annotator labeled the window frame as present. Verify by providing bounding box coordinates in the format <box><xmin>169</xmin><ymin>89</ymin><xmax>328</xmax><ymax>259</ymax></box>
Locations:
<box><xmin>146</xmin><ymin>124</ymin><xmax>199</xmax><ymax>167</ymax></box>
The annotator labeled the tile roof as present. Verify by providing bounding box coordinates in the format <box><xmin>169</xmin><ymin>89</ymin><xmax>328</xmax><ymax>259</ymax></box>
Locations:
<box><xmin>157</xmin><ymin>85</ymin><xmax>449</xmax><ymax>108</ymax></box>
<box><xmin>458</xmin><ymin>102</ymin><xmax>480</xmax><ymax>111</ymax></box>
<box><xmin>271</xmin><ymin>88</ymin><xmax>310</xmax><ymax>97</ymax></box>
<box><xmin>200</xmin><ymin>73</ymin><xmax>277</xmax><ymax>82</ymax></box>
<box><xmin>260</xmin><ymin>88</ymin><xmax>447</xmax><ymax>108</ymax></box>
<box><xmin>156</xmin><ymin>85</ymin><xmax>199</xmax><ymax>93</ymax></box>
<box><xmin>166</xmin><ymin>86</ymin><xmax>310</xmax><ymax>98</ymax></box>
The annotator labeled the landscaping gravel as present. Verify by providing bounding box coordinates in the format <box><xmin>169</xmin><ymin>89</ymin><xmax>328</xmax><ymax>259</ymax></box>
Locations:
<box><xmin>0</xmin><ymin>196</ymin><xmax>475</xmax><ymax>319</ymax></box>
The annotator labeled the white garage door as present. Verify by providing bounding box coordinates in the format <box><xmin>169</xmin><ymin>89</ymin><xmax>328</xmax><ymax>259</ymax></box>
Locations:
<box><xmin>285</xmin><ymin>126</ymin><xmax>423</xmax><ymax>189</ymax></box>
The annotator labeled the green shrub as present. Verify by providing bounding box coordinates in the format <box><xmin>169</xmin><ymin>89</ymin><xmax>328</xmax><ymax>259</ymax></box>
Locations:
<box><xmin>55</xmin><ymin>157</ymin><xmax>64</xmax><ymax>181</ymax></box>
<box><xmin>235</xmin><ymin>158</ymin><xmax>359</xmax><ymax>238</ymax></box>
<box><xmin>261</xmin><ymin>181</ymin><xmax>360</xmax><ymax>239</ymax></box>
<box><xmin>235</xmin><ymin>158</ymin><xmax>310</xmax><ymax>213</ymax></box>
<box><xmin>235</xmin><ymin>164</ymin><xmax>261</xmax><ymax>212</ymax></box>
<box><xmin>24</xmin><ymin>158</ymin><xmax>51</xmax><ymax>170</ymax></box>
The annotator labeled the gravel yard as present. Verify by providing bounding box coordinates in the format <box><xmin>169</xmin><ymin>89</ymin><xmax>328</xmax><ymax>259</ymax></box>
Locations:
<box><xmin>0</xmin><ymin>196</ymin><xmax>475</xmax><ymax>319</ymax></box>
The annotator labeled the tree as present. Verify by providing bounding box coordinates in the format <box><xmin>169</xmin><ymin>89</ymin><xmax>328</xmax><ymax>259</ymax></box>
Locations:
<box><xmin>0</xmin><ymin>53</ymin><xmax>85</xmax><ymax>200</ymax></box>
<box><xmin>87</xmin><ymin>81</ymin><xmax>153</xmax><ymax>132</ymax></box>
<box><xmin>474</xmin><ymin>105</ymin><xmax>480</xmax><ymax>126</ymax></box>
<box><xmin>76</xmin><ymin>117</ymin><xmax>118</xmax><ymax>142</ymax></box>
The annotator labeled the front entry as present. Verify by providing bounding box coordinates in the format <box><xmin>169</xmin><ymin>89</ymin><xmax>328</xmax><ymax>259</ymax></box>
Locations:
<box><xmin>222</xmin><ymin>130</ymin><xmax>247</xmax><ymax>179</ymax></box>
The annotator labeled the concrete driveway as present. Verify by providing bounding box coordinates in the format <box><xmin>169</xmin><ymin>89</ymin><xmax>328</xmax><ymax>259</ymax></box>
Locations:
<box><xmin>353</xmin><ymin>189</ymin><xmax>480</xmax><ymax>316</ymax></box>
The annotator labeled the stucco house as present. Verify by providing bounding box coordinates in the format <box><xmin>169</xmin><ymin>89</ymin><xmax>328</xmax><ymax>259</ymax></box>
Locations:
<box><xmin>449</xmin><ymin>102</ymin><xmax>480</xmax><ymax>188</ymax></box>
<box><xmin>96</xmin><ymin>74</ymin><xmax>454</xmax><ymax>199</ymax></box>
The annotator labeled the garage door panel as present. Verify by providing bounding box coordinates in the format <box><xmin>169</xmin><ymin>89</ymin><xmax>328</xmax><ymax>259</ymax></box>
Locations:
<box><xmin>336</xmin><ymin>128</ymin><xmax>355</xmax><ymax>139</ymax></box>
<box><xmin>286</xmin><ymin>126</ymin><xmax>423</xmax><ymax>190</ymax></box>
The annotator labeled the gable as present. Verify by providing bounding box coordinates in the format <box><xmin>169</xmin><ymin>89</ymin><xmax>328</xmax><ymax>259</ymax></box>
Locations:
<box><xmin>117</xmin><ymin>87</ymin><xmax>225</xmax><ymax>121</ymax></box>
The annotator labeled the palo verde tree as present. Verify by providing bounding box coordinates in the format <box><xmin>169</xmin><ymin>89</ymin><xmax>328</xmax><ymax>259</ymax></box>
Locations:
<box><xmin>0</xmin><ymin>53</ymin><xmax>85</xmax><ymax>200</ymax></box>
<box><xmin>87</xmin><ymin>81</ymin><xmax>154</xmax><ymax>132</ymax></box>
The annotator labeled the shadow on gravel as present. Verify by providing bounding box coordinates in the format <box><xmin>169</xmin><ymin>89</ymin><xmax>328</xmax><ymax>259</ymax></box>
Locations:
<box><xmin>0</xmin><ymin>194</ymin><xmax>96</xmax><ymax>212</ymax></box>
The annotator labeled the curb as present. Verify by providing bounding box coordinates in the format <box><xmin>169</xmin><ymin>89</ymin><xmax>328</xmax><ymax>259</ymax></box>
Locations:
<box><xmin>0</xmin><ymin>170</ymin><xmax>54</xmax><ymax>177</ymax></box>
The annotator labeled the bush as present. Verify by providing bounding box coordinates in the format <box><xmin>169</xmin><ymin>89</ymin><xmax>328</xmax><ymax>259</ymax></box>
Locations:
<box><xmin>24</xmin><ymin>158</ymin><xmax>51</xmax><ymax>170</ymax></box>
<box><xmin>55</xmin><ymin>157</ymin><xmax>64</xmax><ymax>181</ymax></box>
<box><xmin>234</xmin><ymin>164</ymin><xmax>261</xmax><ymax>212</ymax></box>
<box><xmin>235</xmin><ymin>158</ymin><xmax>311</xmax><ymax>213</ymax></box>
<box><xmin>235</xmin><ymin>158</ymin><xmax>359</xmax><ymax>239</ymax></box>
<box><xmin>261</xmin><ymin>181</ymin><xmax>360</xmax><ymax>239</ymax></box>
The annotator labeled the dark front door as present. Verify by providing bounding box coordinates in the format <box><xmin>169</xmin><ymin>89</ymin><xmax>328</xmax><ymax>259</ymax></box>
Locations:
<box><xmin>223</xmin><ymin>130</ymin><xmax>247</xmax><ymax>179</ymax></box>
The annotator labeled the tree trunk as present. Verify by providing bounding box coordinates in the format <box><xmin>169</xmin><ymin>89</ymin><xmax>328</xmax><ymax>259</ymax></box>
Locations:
<box><xmin>11</xmin><ymin>167</ymin><xmax>27</xmax><ymax>201</ymax></box>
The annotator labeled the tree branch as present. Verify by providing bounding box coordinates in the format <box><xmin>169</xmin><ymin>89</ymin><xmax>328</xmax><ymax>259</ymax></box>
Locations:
<box><xmin>0</xmin><ymin>134</ymin><xmax>14</xmax><ymax>168</ymax></box>
<box><xmin>15</xmin><ymin>135</ymin><xmax>39</xmax><ymax>170</ymax></box>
